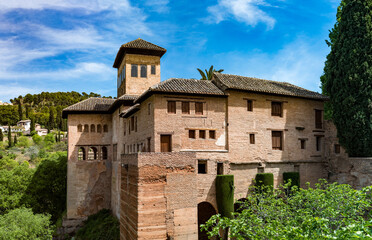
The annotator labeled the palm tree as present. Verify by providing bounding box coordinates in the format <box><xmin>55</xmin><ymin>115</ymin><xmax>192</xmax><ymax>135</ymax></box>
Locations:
<box><xmin>197</xmin><ymin>65</ymin><xmax>224</xmax><ymax>80</ymax></box>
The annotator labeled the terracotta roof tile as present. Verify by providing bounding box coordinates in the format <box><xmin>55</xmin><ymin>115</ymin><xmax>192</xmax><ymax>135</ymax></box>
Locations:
<box><xmin>214</xmin><ymin>73</ymin><xmax>328</xmax><ymax>100</ymax></box>
<box><xmin>121</xmin><ymin>38</ymin><xmax>166</xmax><ymax>52</ymax></box>
<box><xmin>117</xmin><ymin>94</ymin><xmax>139</xmax><ymax>101</ymax></box>
<box><xmin>63</xmin><ymin>98</ymin><xmax>115</xmax><ymax>112</ymax></box>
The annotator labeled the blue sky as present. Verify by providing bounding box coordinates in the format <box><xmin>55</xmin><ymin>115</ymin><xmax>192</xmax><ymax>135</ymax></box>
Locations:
<box><xmin>0</xmin><ymin>0</ymin><xmax>340</xmax><ymax>102</ymax></box>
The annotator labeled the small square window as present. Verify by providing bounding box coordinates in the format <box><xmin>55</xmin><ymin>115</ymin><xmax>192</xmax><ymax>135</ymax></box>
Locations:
<box><xmin>247</xmin><ymin>100</ymin><xmax>253</xmax><ymax>111</ymax></box>
<box><xmin>335</xmin><ymin>144</ymin><xmax>340</xmax><ymax>154</ymax></box>
<box><xmin>250</xmin><ymin>134</ymin><xmax>255</xmax><ymax>144</ymax></box>
<box><xmin>198</xmin><ymin>160</ymin><xmax>207</xmax><ymax>174</ymax></box>
<box><xmin>199</xmin><ymin>130</ymin><xmax>206</xmax><ymax>139</ymax></box>
<box><xmin>189</xmin><ymin>130</ymin><xmax>195</xmax><ymax>139</ymax></box>
<box><xmin>300</xmin><ymin>139</ymin><xmax>306</xmax><ymax>149</ymax></box>
<box><xmin>209</xmin><ymin>130</ymin><xmax>216</xmax><ymax>139</ymax></box>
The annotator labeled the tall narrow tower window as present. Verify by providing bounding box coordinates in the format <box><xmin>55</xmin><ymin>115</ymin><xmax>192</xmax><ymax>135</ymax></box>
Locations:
<box><xmin>151</xmin><ymin>65</ymin><xmax>156</xmax><ymax>75</ymax></box>
<box><xmin>140</xmin><ymin>65</ymin><xmax>147</xmax><ymax>78</ymax></box>
<box><xmin>131</xmin><ymin>64</ymin><xmax>138</xmax><ymax>77</ymax></box>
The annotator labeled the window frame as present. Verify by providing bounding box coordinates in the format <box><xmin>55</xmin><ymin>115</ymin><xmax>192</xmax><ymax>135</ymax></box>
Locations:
<box><xmin>195</xmin><ymin>102</ymin><xmax>203</xmax><ymax>115</ymax></box>
<box><xmin>189</xmin><ymin>129</ymin><xmax>196</xmax><ymax>139</ymax></box>
<box><xmin>140</xmin><ymin>65</ymin><xmax>147</xmax><ymax>78</ymax></box>
<box><xmin>182</xmin><ymin>101</ymin><xmax>190</xmax><ymax>114</ymax></box>
<box><xmin>131</xmin><ymin>64</ymin><xmax>138</xmax><ymax>77</ymax></box>
<box><xmin>199</xmin><ymin>130</ymin><xmax>206</xmax><ymax>139</ymax></box>
<box><xmin>167</xmin><ymin>101</ymin><xmax>176</xmax><ymax>114</ymax></box>
<box><xmin>272</xmin><ymin>131</ymin><xmax>283</xmax><ymax>150</ymax></box>
<box><xmin>271</xmin><ymin>101</ymin><xmax>283</xmax><ymax>117</ymax></box>
<box><xmin>151</xmin><ymin>65</ymin><xmax>156</xmax><ymax>75</ymax></box>
<box><xmin>249</xmin><ymin>134</ymin><xmax>255</xmax><ymax>144</ymax></box>
<box><xmin>247</xmin><ymin>100</ymin><xmax>253</xmax><ymax>112</ymax></box>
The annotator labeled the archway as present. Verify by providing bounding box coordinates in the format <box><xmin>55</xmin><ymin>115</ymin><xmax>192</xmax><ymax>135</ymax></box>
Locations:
<box><xmin>88</xmin><ymin>147</ymin><xmax>98</xmax><ymax>160</ymax></box>
<box><xmin>198</xmin><ymin>201</ymin><xmax>217</xmax><ymax>240</ymax></box>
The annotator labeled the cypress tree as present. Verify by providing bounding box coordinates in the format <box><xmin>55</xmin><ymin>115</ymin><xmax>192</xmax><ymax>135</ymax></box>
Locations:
<box><xmin>49</xmin><ymin>108</ymin><xmax>55</xmax><ymax>131</ymax></box>
<box><xmin>324</xmin><ymin>0</ymin><xmax>372</xmax><ymax>157</ymax></box>
<box><xmin>7</xmin><ymin>123</ymin><xmax>12</xmax><ymax>148</ymax></box>
<box><xmin>30</xmin><ymin>117</ymin><xmax>35</xmax><ymax>132</ymax></box>
<box><xmin>0</xmin><ymin>129</ymin><xmax>3</xmax><ymax>142</ymax></box>
<box><xmin>14</xmin><ymin>135</ymin><xmax>17</xmax><ymax>145</ymax></box>
<box><xmin>17</xmin><ymin>101</ymin><xmax>23</xmax><ymax>121</ymax></box>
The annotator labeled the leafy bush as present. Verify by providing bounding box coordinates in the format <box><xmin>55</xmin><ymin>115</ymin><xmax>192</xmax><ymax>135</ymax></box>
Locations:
<box><xmin>76</xmin><ymin>209</ymin><xmax>120</xmax><ymax>240</ymax></box>
<box><xmin>202</xmin><ymin>181</ymin><xmax>372</xmax><ymax>239</ymax></box>
<box><xmin>22</xmin><ymin>152</ymin><xmax>67</xmax><ymax>223</ymax></box>
<box><xmin>16</xmin><ymin>136</ymin><xmax>31</xmax><ymax>148</ymax></box>
<box><xmin>32</xmin><ymin>134</ymin><xmax>42</xmax><ymax>145</ymax></box>
<box><xmin>216</xmin><ymin>175</ymin><xmax>234</xmax><ymax>218</ymax></box>
<box><xmin>283</xmin><ymin>172</ymin><xmax>300</xmax><ymax>188</ymax></box>
<box><xmin>255</xmin><ymin>173</ymin><xmax>274</xmax><ymax>192</ymax></box>
<box><xmin>43</xmin><ymin>133</ymin><xmax>55</xmax><ymax>147</ymax></box>
<box><xmin>0</xmin><ymin>207</ymin><xmax>53</xmax><ymax>240</ymax></box>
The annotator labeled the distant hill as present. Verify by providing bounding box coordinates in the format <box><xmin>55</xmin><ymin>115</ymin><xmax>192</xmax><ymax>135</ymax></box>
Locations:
<box><xmin>0</xmin><ymin>92</ymin><xmax>112</xmax><ymax>131</ymax></box>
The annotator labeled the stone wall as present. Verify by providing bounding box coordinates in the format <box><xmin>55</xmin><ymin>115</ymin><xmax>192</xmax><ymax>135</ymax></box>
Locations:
<box><xmin>120</xmin><ymin>152</ymin><xmax>198</xmax><ymax>240</ymax></box>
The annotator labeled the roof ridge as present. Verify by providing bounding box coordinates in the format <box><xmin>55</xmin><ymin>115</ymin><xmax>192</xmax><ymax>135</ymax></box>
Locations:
<box><xmin>216</xmin><ymin>72</ymin><xmax>290</xmax><ymax>85</ymax></box>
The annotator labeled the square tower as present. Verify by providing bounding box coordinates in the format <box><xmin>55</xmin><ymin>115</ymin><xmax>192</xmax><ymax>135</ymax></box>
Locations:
<box><xmin>113</xmin><ymin>38</ymin><xmax>167</xmax><ymax>97</ymax></box>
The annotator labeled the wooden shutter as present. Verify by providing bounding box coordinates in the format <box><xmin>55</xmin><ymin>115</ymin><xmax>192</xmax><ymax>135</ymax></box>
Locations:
<box><xmin>195</xmin><ymin>102</ymin><xmax>203</xmax><ymax>115</ymax></box>
<box><xmin>182</xmin><ymin>102</ymin><xmax>190</xmax><ymax>114</ymax></box>
<box><xmin>272</xmin><ymin>131</ymin><xmax>282</xmax><ymax>150</ymax></box>
<box><xmin>315</xmin><ymin>110</ymin><xmax>322</xmax><ymax>129</ymax></box>
<box><xmin>168</xmin><ymin>101</ymin><xmax>176</xmax><ymax>114</ymax></box>
<box><xmin>271</xmin><ymin>102</ymin><xmax>282</xmax><ymax>116</ymax></box>
<box><xmin>161</xmin><ymin>135</ymin><xmax>171</xmax><ymax>152</ymax></box>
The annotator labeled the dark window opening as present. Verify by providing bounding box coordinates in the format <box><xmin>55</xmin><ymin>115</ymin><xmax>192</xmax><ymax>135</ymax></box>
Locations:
<box><xmin>103</xmin><ymin>124</ymin><xmax>108</xmax><ymax>132</ymax></box>
<box><xmin>195</xmin><ymin>102</ymin><xmax>203</xmax><ymax>115</ymax></box>
<box><xmin>90</xmin><ymin>124</ymin><xmax>95</xmax><ymax>132</ymax></box>
<box><xmin>209</xmin><ymin>130</ymin><xmax>216</xmax><ymax>139</ymax></box>
<box><xmin>272</xmin><ymin>131</ymin><xmax>283</xmax><ymax>150</ymax></box>
<box><xmin>88</xmin><ymin>147</ymin><xmax>98</xmax><ymax>160</ymax></box>
<box><xmin>131</xmin><ymin>64</ymin><xmax>138</xmax><ymax>77</ymax></box>
<box><xmin>198</xmin><ymin>161</ymin><xmax>207</xmax><ymax>174</ymax></box>
<box><xmin>97</xmin><ymin>124</ymin><xmax>102</xmax><ymax>133</ymax></box>
<box><xmin>78</xmin><ymin>147</ymin><xmax>86</xmax><ymax>160</ymax></box>
<box><xmin>147</xmin><ymin>137</ymin><xmax>151</xmax><ymax>152</ymax></box>
<box><xmin>77</xmin><ymin>124</ymin><xmax>82</xmax><ymax>132</ymax></box>
<box><xmin>131</xmin><ymin>117</ymin><xmax>135</xmax><ymax>131</ymax></box>
<box><xmin>151</xmin><ymin>65</ymin><xmax>156</xmax><ymax>75</ymax></box>
<box><xmin>271</xmin><ymin>101</ymin><xmax>282</xmax><ymax>117</ymax></box>
<box><xmin>301</xmin><ymin>139</ymin><xmax>306</xmax><ymax>149</ymax></box>
<box><xmin>199</xmin><ymin>130</ymin><xmax>206</xmax><ymax>139</ymax></box>
<box><xmin>335</xmin><ymin>144</ymin><xmax>340</xmax><ymax>154</ymax></box>
<box><xmin>316</xmin><ymin>136</ymin><xmax>322</xmax><ymax>151</ymax></box>
<box><xmin>189</xmin><ymin>130</ymin><xmax>196</xmax><ymax>139</ymax></box>
<box><xmin>168</xmin><ymin>101</ymin><xmax>176</xmax><ymax>114</ymax></box>
<box><xmin>250</xmin><ymin>134</ymin><xmax>255</xmax><ymax>144</ymax></box>
<box><xmin>217</xmin><ymin>162</ymin><xmax>223</xmax><ymax>175</ymax></box>
<box><xmin>102</xmin><ymin>146</ymin><xmax>108</xmax><ymax>160</ymax></box>
<box><xmin>247</xmin><ymin>100</ymin><xmax>253</xmax><ymax>111</ymax></box>
<box><xmin>135</xmin><ymin>117</ymin><xmax>137</xmax><ymax>132</ymax></box>
<box><xmin>315</xmin><ymin>110</ymin><xmax>323</xmax><ymax>129</ymax></box>
<box><xmin>84</xmin><ymin>124</ymin><xmax>89</xmax><ymax>132</ymax></box>
<box><xmin>140</xmin><ymin>65</ymin><xmax>147</xmax><ymax>78</ymax></box>
<box><xmin>182</xmin><ymin>102</ymin><xmax>190</xmax><ymax>114</ymax></box>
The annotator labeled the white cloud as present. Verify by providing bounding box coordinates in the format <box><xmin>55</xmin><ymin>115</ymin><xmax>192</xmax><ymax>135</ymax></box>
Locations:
<box><xmin>0</xmin><ymin>85</ymin><xmax>41</xmax><ymax>102</ymax></box>
<box><xmin>206</xmin><ymin>0</ymin><xmax>276</xmax><ymax>29</ymax></box>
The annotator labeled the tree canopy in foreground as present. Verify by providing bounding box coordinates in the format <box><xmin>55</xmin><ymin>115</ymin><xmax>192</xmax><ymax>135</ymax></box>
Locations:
<box><xmin>202</xmin><ymin>181</ymin><xmax>372</xmax><ymax>240</ymax></box>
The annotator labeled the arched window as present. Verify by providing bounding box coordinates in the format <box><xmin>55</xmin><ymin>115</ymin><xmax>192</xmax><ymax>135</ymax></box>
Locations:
<box><xmin>84</xmin><ymin>124</ymin><xmax>89</xmax><ymax>132</ymax></box>
<box><xmin>97</xmin><ymin>124</ymin><xmax>102</xmax><ymax>133</ymax></box>
<box><xmin>103</xmin><ymin>124</ymin><xmax>108</xmax><ymax>132</ymax></box>
<box><xmin>140</xmin><ymin>65</ymin><xmax>147</xmax><ymax>78</ymax></box>
<box><xmin>90</xmin><ymin>124</ymin><xmax>95</xmax><ymax>132</ymax></box>
<box><xmin>78</xmin><ymin>147</ymin><xmax>86</xmax><ymax>160</ymax></box>
<box><xmin>77</xmin><ymin>124</ymin><xmax>83</xmax><ymax>132</ymax></box>
<box><xmin>101</xmin><ymin>146</ymin><xmax>108</xmax><ymax>160</ymax></box>
<box><xmin>88</xmin><ymin>147</ymin><xmax>98</xmax><ymax>160</ymax></box>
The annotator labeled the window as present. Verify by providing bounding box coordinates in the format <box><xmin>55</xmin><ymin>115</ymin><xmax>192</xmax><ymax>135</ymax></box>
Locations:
<box><xmin>77</xmin><ymin>124</ymin><xmax>82</xmax><ymax>132</ymax></box>
<box><xmin>131</xmin><ymin>117</ymin><xmax>134</xmax><ymax>131</ymax></box>
<box><xmin>135</xmin><ymin>117</ymin><xmax>137</xmax><ymax>132</ymax></box>
<box><xmin>160</xmin><ymin>135</ymin><xmax>172</xmax><ymax>152</ymax></box>
<box><xmin>316</xmin><ymin>136</ymin><xmax>322</xmax><ymax>151</ymax></box>
<box><xmin>195</xmin><ymin>102</ymin><xmax>203</xmax><ymax>115</ymax></box>
<box><xmin>272</xmin><ymin>131</ymin><xmax>283</xmax><ymax>150</ymax></box>
<box><xmin>189</xmin><ymin>130</ymin><xmax>196</xmax><ymax>139</ymax></box>
<box><xmin>90</xmin><ymin>124</ymin><xmax>95</xmax><ymax>132</ymax></box>
<box><xmin>124</xmin><ymin>122</ymin><xmax>126</xmax><ymax>136</ymax></box>
<box><xmin>217</xmin><ymin>163</ymin><xmax>224</xmax><ymax>175</ymax></box>
<box><xmin>199</xmin><ymin>130</ymin><xmax>206</xmax><ymax>139</ymax></box>
<box><xmin>147</xmin><ymin>137</ymin><xmax>151</xmax><ymax>152</ymax></box>
<box><xmin>335</xmin><ymin>144</ymin><xmax>340</xmax><ymax>154</ymax></box>
<box><xmin>140</xmin><ymin>65</ymin><xmax>147</xmax><ymax>78</ymax></box>
<box><xmin>271</xmin><ymin>102</ymin><xmax>282</xmax><ymax>117</ymax></box>
<box><xmin>250</xmin><ymin>134</ymin><xmax>255</xmax><ymax>144</ymax></box>
<box><xmin>78</xmin><ymin>147</ymin><xmax>85</xmax><ymax>160</ymax></box>
<box><xmin>315</xmin><ymin>110</ymin><xmax>323</xmax><ymax>129</ymax></box>
<box><xmin>247</xmin><ymin>100</ymin><xmax>253</xmax><ymax>111</ymax></box>
<box><xmin>182</xmin><ymin>102</ymin><xmax>190</xmax><ymax>114</ymax></box>
<box><xmin>84</xmin><ymin>124</ymin><xmax>89</xmax><ymax>132</ymax></box>
<box><xmin>167</xmin><ymin>101</ymin><xmax>176</xmax><ymax>114</ymax></box>
<box><xmin>300</xmin><ymin>139</ymin><xmax>306</xmax><ymax>149</ymax></box>
<box><xmin>97</xmin><ymin>124</ymin><xmax>102</xmax><ymax>133</ymax></box>
<box><xmin>151</xmin><ymin>65</ymin><xmax>156</xmax><ymax>75</ymax></box>
<box><xmin>148</xmin><ymin>103</ymin><xmax>151</xmax><ymax>115</ymax></box>
<box><xmin>198</xmin><ymin>160</ymin><xmax>207</xmax><ymax>174</ymax></box>
<box><xmin>88</xmin><ymin>147</ymin><xmax>98</xmax><ymax>160</ymax></box>
<box><xmin>209</xmin><ymin>130</ymin><xmax>216</xmax><ymax>139</ymax></box>
<box><xmin>101</xmin><ymin>146</ymin><xmax>107</xmax><ymax>160</ymax></box>
<box><xmin>131</xmin><ymin>64</ymin><xmax>138</xmax><ymax>77</ymax></box>
<box><xmin>103</xmin><ymin>124</ymin><xmax>108</xmax><ymax>132</ymax></box>
<box><xmin>113</xmin><ymin>144</ymin><xmax>117</xmax><ymax>161</ymax></box>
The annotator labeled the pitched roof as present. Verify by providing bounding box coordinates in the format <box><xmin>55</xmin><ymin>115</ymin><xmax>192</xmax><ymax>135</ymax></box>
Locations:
<box><xmin>214</xmin><ymin>73</ymin><xmax>328</xmax><ymax>101</ymax></box>
<box><xmin>117</xmin><ymin>94</ymin><xmax>138</xmax><ymax>101</ymax></box>
<box><xmin>119</xmin><ymin>103</ymin><xmax>141</xmax><ymax>118</ymax></box>
<box><xmin>135</xmin><ymin>78</ymin><xmax>226</xmax><ymax>103</ymax></box>
<box><xmin>113</xmin><ymin>38</ymin><xmax>167</xmax><ymax>68</ymax></box>
<box><xmin>62</xmin><ymin>98</ymin><xmax>115</xmax><ymax>117</ymax></box>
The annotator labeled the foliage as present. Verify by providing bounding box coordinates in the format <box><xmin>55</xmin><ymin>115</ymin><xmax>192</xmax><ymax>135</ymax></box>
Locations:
<box><xmin>7</xmin><ymin>124</ymin><xmax>12</xmax><ymax>148</ymax></box>
<box><xmin>0</xmin><ymin>129</ymin><xmax>3</xmax><ymax>142</ymax></box>
<box><xmin>255</xmin><ymin>173</ymin><xmax>274</xmax><ymax>191</ymax></box>
<box><xmin>216</xmin><ymin>175</ymin><xmax>234</xmax><ymax>218</ymax></box>
<box><xmin>197</xmin><ymin>65</ymin><xmax>224</xmax><ymax>80</ymax></box>
<box><xmin>76</xmin><ymin>209</ymin><xmax>120</xmax><ymax>240</ymax></box>
<box><xmin>322</xmin><ymin>0</ymin><xmax>372</xmax><ymax>156</ymax></box>
<box><xmin>0</xmin><ymin>106</ymin><xmax>18</xmax><ymax>126</ymax></box>
<box><xmin>0</xmin><ymin>207</ymin><xmax>53</xmax><ymax>240</ymax></box>
<box><xmin>15</xmin><ymin>136</ymin><xmax>31</xmax><ymax>148</ymax></box>
<box><xmin>13</xmin><ymin>135</ymin><xmax>17</xmax><ymax>145</ymax></box>
<box><xmin>0</xmin><ymin>161</ymin><xmax>34</xmax><ymax>213</ymax></box>
<box><xmin>43</xmin><ymin>133</ymin><xmax>55</xmax><ymax>147</ymax></box>
<box><xmin>202</xmin><ymin>181</ymin><xmax>372</xmax><ymax>240</ymax></box>
<box><xmin>22</xmin><ymin>152</ymin><xmax>67</xmax><ymax>223</ymax></box>
<box><xmin>32</xmin><ymin>134</ymin><xmax>42</xmax><ymax>145</ymax></box>
<box><xmin>283</xmin><ymin>172</ymin><xmax>300</xmax><ymax>188</ymax></box>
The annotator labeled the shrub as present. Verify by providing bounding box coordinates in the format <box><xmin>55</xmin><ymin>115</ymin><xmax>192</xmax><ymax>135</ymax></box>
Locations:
<box><xmin>216</xmin><ymin>175</ymin><xmax>234</xmax><ymax>218</ymax></box>
<box><xmin>0</xmin><ymin>208</ymin><xmax>53</xmax><ymax>240</ymax></box>
<box><xmin>283</xmin><ymin>172</ymin><xmax>300</xmax><ymax>187</ymax></box>
<box><xmin>16</xmin><ymin>136</ymin><xmax>31</xmax><ymax>148</ymax></box>
<box><xmin>76</xmin><ymin>209</ymin><xmax>120</xmax><ymax>240</ymax></box>
<box><xmin>255</xmin><ymin>173</ymin><xmax>274</xmax><ymax>191</ymax></box>
<box><xmin>32</xmin><ymin>134</ymin><xmax>42</xmax><ymax>145</ymax></box>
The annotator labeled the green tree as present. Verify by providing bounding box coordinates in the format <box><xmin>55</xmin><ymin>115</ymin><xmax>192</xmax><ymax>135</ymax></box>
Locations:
<box><xmin>16</xmin><ymin>136</ymin><xmax>31</xmax><ymax>148</ymax></box>
<box><xmin>32</xmin><ymin>134</ymin><xmax>42</xmax><ymax>145</ymax></box>
<box><xmin>197</xmin><ymin>65</ymin><xmax>224</xmax><ymax>80</ymax></box>
<box><xmin>7</xmin><ymin>124</ymin><xmax>12</xmax><ymax>148</ymax></box>
<box><xmin>17</xmin><ymin>100</ymin><xmax>23</xmax><ymax>121</ymax></box>
<box><xmin>43</xmin><ymin>133</ymin><xmax>55</xmax><ymax>147</ymax></box>
<box><xmin>48</xmin><ymin>108</ymin><xmax>54</xmax><ymax>131</ymax></box>
<box><xmin>0</xmin><ymin>208</ymin><xmax>53</xmax><ymax>240</ymax></box>
<box><xmin>0</xmin><ymin>106</ymin><xmax>18</xmax><ymax>126</ymax></box>
<box><xmin>0</xmin><ymin>129</ymin><xmax>3</xmax><ymax>142</ymax></box>
<box><xmin>202</xmin><ymin>181</ymin><xmax>372</xmax><ymax>239</ymax></box>
<box><xmin>30</xmin><ymin>117</ymin><xmax>35</xmax><ymax>132</ymax></box>
<box><xmin>13</xmin><ymin>135</ymin><xmax>17</xmax><ymax>145</ymax></box>
<box><xmin>323</xmin><ymin>0</ymin><xmax>372</xmax><ymax>157</ymax></box>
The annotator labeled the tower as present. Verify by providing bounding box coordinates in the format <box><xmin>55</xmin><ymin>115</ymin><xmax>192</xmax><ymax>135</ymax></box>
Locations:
<box><xmin>113</xmin><ymin>38</ymin><xmax>167</xmax><ymax>97</ymax></box>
